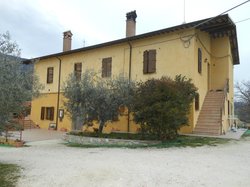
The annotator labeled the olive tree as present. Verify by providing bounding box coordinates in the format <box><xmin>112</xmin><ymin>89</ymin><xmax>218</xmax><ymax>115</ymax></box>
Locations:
<box><xmin>235</xmin><ymin>81</ymin><xmax>250</xmax><ymax>122</ymax></box>
<box><xmin>0</xmin><ymin>31</ymin><xmax>42</xmax><ymax>138</ymax></box>
<box><xmin>63</xmin><ymin>70</ymin><xmax>135</xmax><ymax>132</ymax></box>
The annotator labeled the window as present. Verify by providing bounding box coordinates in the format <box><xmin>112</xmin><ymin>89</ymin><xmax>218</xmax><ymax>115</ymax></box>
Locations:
<box><xmin>40</xmin><ymin>107</ymin><xmax>54</xmax><ymax>121</ymax></box>
<box><xmin>74</xmin><ymin>63</ymin><xmax>82</xmax><ymax>80</ymax></box>
<box><xmin>198</xmin><ymin>48</ymin><xmax>202</xmax><ymax>74</ymax></box>
<box><xmin>40</xmin><ymin>107</ymin><xmax>45</xmax><ymax>120</ymax></box>
<box><xmin>195</xmin><ymin>94</ymin><xmax>199</xmax><ymax>111</ymax></box>
<box><xmin>102</xmin><ymin>57</ymin><xmax>112</xmax><ymax>77</ymax></box>
<box><xmin>143</xmin><ymin>49</ymin><xmax>156</xmax><ymax>74</ymax></box>
<box><xmin>46</xmin><ymin>107</ymin><xmax>54</xmax><ymax>121</ymax></box>
<box><xmin>47</xmin><ymin>67</ymin><xmax>54</xmax><ymax>83</ymax></box>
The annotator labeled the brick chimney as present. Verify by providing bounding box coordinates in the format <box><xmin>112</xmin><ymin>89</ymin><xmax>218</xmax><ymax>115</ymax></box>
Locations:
<box><xmin>126</xmin><ymin>11</ymin><xmax>137</xmax><ymax>37</ymax></box>
<box><xmin>63</xmin><ymin>30</ymin><xmax>73</xmax><ymax>52</ymax></box>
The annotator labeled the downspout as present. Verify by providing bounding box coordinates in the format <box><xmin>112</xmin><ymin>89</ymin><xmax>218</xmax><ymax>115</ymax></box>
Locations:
<box><xmin>55</xmin><ymin>57</ymin><xmax>62</xmax><ymax>130</ymax></box>
<box><xmin>127</xmin><ymin>40</ymin><xmax>132</xmax><ymax>133</ymax></box>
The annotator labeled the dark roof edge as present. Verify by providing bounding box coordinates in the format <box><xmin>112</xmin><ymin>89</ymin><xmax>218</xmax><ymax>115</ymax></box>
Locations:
<box><xmin>23</xmin><ymin>14</ymin><xmax>239</xmax><ymax>65</ymax></box>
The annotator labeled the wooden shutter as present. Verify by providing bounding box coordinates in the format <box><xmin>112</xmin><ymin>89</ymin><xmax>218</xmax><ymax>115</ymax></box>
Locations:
<box><xmin>195</xmin><ymin>94</ymin><xmax>199</xmax><ymax>111</ymax></box>
<box><xmin>198</xmin><ymin>48</ymin><xmax>202</xmax><ymax>74</ymax></box>
<box><xmin>47</xmin><ymin>67</ymin><xmax>54</xmax><ymax>83</ymax></box>
<box><xmin>106</xmin><ymin>58</ymin><xmax>112</xmax><ymax>77</ymax></box>
<box><xmin>74</xmin><ymin>63</ymin><xmax>82</xmax><ymax>80</ymax></box>
<box><xmin>148</xmin><ymin>50</ymin><xmax>156</xmax><ymax>73</ymax></box>
<box><xmin>102</xmin><ymin>57</ymin><xmax>112</xmax><ymax>77</ymax></box>
<box><xmin>143</xmin><ymin>50</ymin><xmax>148</xmax><ymax>74</ymax></box>
<box><xmin>102</xmin><ymin>58</ymin><xmax>107</xmax><ymax>77</ymax></box>
<box><xmin>40</xmin><ymin>107</ymin><xmax>45</xmax><ymax>120</ymax></box>
<box><xmin>50</xmin><ymin>107</ymin><xmax>54</xmax><ymax>121</ymax></box>
<box><xmin>45</xmin><ymin>107</ymin><xmax>49</xmax><ymax>120</ymax></box>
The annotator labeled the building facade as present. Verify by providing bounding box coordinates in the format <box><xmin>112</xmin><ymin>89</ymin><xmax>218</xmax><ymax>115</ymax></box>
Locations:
<box><xmin>28</xmin><ymin>12</ymin><xmax>239</xmax><ymax>135</ymax></box>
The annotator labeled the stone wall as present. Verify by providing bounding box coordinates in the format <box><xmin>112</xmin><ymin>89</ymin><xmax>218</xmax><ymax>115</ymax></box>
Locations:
<box><xmin>64</xmin><ymin>134</ymin><xmax>159</xmax><ymax>146</ymax></box>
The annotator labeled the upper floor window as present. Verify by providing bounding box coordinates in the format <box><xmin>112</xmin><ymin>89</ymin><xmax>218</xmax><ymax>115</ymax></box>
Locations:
<box><xmin>198</xmin><ymin>48</ymin><xmax>202</xmax><ymax>74</ymax></box>
<box><xmin>74</xmin><ymin>63</ymin><xmax>82</xmax><ymax>80</ymax></box>
<box><xmin>143</xmin><ymin>49</ymin><xmax>156</xmax><ymax>74</ymax></box>
<box><xmin>47</xmin><ymin>67</ymin><xmax>54</xmax><ymax>83</ymax></box>
<box><xmin>102</xmin><ymin>57</ymin><xmax>112</xmax><ymax>78</ymax></box>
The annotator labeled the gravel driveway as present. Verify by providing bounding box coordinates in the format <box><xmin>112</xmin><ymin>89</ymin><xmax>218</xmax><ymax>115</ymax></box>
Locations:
<box><xmin>0</xmin><ymin>130</ymin><xmax>250</xmax><ymax>187</ymax></box>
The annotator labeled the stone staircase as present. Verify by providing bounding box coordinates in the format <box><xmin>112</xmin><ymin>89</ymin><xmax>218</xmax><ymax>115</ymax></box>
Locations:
<box><xmin>17</xmin><ymin>119</ymin><xmax>38</xmax><ymax>130</ymax></box>
<box><xmin>193</xmin><ymin>91</ymin><xmax>225</xmax><ymax>135</ymax></box>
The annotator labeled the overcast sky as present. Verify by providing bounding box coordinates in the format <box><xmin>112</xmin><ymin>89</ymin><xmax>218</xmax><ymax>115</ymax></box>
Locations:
<box><xmin>0</xmin><ymin>0</ymin><xmax>249</xmax><ymax>82</ymax></box>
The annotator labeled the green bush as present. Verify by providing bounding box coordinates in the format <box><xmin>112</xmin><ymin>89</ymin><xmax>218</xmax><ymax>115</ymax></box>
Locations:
<box><xmin>132</xmin><ymin>75</ymin><xmax>197</xmax><ymax>140</ymax></box>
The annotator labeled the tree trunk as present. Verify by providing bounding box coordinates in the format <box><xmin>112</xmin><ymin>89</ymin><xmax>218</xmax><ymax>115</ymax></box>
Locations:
<box><xmin>99</xmin><ymin>121</ymin><xmax>104</xmax><ymax>133</ymax></box>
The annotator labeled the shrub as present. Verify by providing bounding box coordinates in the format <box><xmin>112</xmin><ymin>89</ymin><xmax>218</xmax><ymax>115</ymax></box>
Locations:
<box><xmin>132</xmin><ymin>75</ymin><xmax>197</xmax><ymax>140</ymax></box>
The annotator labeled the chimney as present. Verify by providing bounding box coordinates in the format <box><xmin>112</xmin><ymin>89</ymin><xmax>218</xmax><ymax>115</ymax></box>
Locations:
<box><xmin>63</xmin><ymin>30</ymin><xmax>73</xmax><ymax>52</ymax></box>
<box><xmin>126</xmin><ymin>10</ymin><xmax>137</xmax><ymax>37</ymax></box>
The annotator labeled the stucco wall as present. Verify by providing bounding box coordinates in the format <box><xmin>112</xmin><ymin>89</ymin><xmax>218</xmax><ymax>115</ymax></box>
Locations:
<box><xmin>30</xmin><ymin>28</ymin><xmax>234</xmax><ymax>133</ymax></box>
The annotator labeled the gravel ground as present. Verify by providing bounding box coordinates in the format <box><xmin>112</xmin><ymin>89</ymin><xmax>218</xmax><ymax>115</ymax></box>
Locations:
<box><xmin>0</xmin><ymin>132</ymin><xmax>250</xmax><ymax>187</ymax></box>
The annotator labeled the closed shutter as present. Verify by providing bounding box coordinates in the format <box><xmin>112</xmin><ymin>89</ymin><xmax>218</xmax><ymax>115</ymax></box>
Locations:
<box><xmin>102</xmin><ymin>57</ymin><xmax>112</xmax><ymax>77</ymax></box>
<box><xmin>41</xmin><ymin>107</ymin><xmax>45</xmax><ymax>120</ymax></box>
<box><xmin>143</xmin><ymin>51</ymin><xmax>148</xmax><ymax>74</ymax></box>
<box><xmin>148</xmin><ymin>50</ymin><xmax>156</xmax><ymax>73</ymax></box>
<box><xmin>50</xmin><ymin>107</ymin><xmax>54</xmax><ymax>121</ymax></box>
<box><xmin>198</xmin><ymin>48</ymin><xmax>202</xmax><ymax>74</ymax></box>
<box><xmin>106</xmin><ymin>58</ymin><xmax>112</xmax><ymax>77</ymax></box>
<box><xmin>195</xmin><ymin>94</ymin><xmax>199</xmax><ymax>111</ymax></box>
<box><xmin>47</xmin><ymin>67</ymin><xmax>54</xmax><ymax>83</ymax></box>
<box><xmin>74</xmin><ymin>63</ymin><xmax>82</xmax><ymax>80</ymax></box>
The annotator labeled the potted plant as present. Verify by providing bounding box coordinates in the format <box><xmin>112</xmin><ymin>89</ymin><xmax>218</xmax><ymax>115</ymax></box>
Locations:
<box><xmin>14</xmin><ymin>139</ymin><xmax>24</xmax><ymax>147</ymax></box>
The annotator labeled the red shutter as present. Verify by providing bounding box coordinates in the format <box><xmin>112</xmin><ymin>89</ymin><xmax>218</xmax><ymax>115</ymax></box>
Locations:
<box><xmin>143</xmin><ymin>50</ymin><xmax>148</xmax><ymax>74</ymax></box>
<box><xmin>148</xmin><ymin>50</ymin><xmax>156</xmax><ymax>73</ymax></box>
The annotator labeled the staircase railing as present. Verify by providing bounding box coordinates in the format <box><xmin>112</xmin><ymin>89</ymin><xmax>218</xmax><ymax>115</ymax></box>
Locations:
<box><xmin>219</xmin><ymin>79</ymin><xmax>229</xmax><ymax>134</ymax></box>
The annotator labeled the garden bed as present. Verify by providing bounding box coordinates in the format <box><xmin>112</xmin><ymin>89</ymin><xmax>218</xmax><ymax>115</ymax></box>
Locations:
<box><xmin>64</xmin><ymin>134</ymin><xmax>160</xmax><ymax>147</ymax></box>
<box><xmin>65</xmin><ymin>131</ymin><xmax>230</xmax><ymax>148</ymax></box>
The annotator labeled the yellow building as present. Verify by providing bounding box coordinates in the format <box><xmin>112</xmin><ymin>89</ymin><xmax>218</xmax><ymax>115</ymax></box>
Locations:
<box><xmin>27</xmin><ymin>11</ymin><xmax>239</xmax><ymax>135</ymax></box>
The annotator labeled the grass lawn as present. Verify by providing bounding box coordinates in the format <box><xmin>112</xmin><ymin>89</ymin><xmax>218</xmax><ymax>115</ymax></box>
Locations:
<box><xmin>0</xmin><ymin>163</ymin><xmax>21</xmax><ymax>187</ymax></box>
<box><xmin>242</xmin><ymin>130</ymin><xmax>250</xmax><ymax>137</ymax></box>
<box><xmin>66</xmin><ymin>134</ymin><xmax>230</xmax><ymax>149</ymax></box>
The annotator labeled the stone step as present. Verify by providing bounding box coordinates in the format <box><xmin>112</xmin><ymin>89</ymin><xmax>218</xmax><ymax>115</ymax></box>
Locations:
<box><xmin>196</xmin><ymin>119</ymin><xmax>221</xmax><ymax>124</ymax></box>
<box><xmin>198</xmin><ymin>113</ymin><xmax>221</xmax><ymax>117</ymax></box>
<box><xmin>192</xmin><ymin>130</ymin><xmax>221</xmax><ymax>136</ymax></box>
<box><xmin>202</xmin><ymin>102</ymin><xmax>223</xmax><ymax>106</ymax></box>
<box><xmin>196</xmin><ymin>121</ymin><xmax>221</xmax><ymax>125</ymax></box>
<box><xmin>195</xmin><ymin>125</ymin><xmax>220</xmax><ymax>130</ymax></box>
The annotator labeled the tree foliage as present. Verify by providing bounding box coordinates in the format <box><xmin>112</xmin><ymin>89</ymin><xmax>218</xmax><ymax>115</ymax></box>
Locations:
<box><xmin>132</xmin><ymin>75</ymin><xmax>197</xmax><ymax>140</ymax></box>
<box><xmin>0</xmin><ymin>31</ymin><xmax>42</xmax><ymax>132</ymax></box>
<box><xmin>235</xmin><ymin>81</ymin><xmax>250</xmax><ymax>122</ymax></box>
<box><xmin>63</xmin><ymin>70</ymin><xmax>135</xmax><ymax>132</ymax></box>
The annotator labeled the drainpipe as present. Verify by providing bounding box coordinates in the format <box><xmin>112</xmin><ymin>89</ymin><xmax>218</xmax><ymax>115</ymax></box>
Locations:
<box><xmin>127</xmin><ymin>41</ymin><xmax>132</xmax><ymax>133</ymax></box>
<box><xmin>55</xmin><ymin>57</ymin><xmax>62</xmax><ymax>130</ymax></box>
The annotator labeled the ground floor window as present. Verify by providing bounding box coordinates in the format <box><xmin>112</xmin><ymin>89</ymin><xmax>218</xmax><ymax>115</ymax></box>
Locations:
<box><xmin>40</xmin><ymin>107</ymin><xmax>54</xmax><ymax>121</ymax></box>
